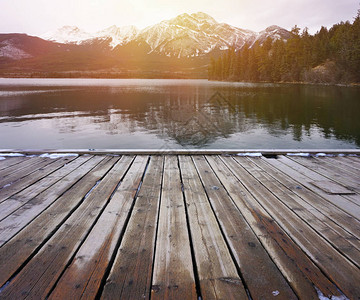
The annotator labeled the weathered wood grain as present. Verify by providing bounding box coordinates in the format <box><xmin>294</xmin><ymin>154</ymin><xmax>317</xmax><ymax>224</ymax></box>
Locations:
<box><xmin>151</xmin><ymin>156</ymin><xmax>197</xmax><ymax>300</ymax></box>
<box><xmin>0</xmin><ymin>156</ymin><xmax>79</xmax><ymax>220</ymax></box>
<box><xmin>263</xmin><ymin>157</ymin><xmax>360</xmax><ymax>240</ymax></box>
<box><xmin>0</xmin><ymin>156</ymin><xmax>134</xmax><ymax>299</ymax></box>
<box><xmin>0</xmin><ymin>153</ymin><xmax>358</xmax><ymax>300</ymax></box>
<box><xmin>49</xmin><ymin>155</ymin><xmax>148</xmax><ymax>299</ymax></box>
<box><xmin>179</xmin><ymin>155</ymin><xmax>248</xmax><ymax>299</ymax></box>
<box><xmin>0</xmin><ymin>156</ymin><xmax>35</xmax><ymax>175</ymax></box>
<box><xmin>0</xmin><ymin>156</ymin><xmax>117</xmax><ymax>287</ymax></box>
<box><xmin>222</xmin><ymin>156</ymin><xmax>360</xmax><ymax>299</ymax></box>
<box><xmin>234</xmin><ymin>157</ymin><xmax>360</xmax><ymax>268</ymax></box>
<box><xmin>193</xmin><ymin>155</ymin><xmax>300</xmax><ymax>299</ymax></box>
<box><xmin>206</xmin><ymin>155</ymin><xmax>342</xmax><ymax>299</ymax></box>
<box><xmin>248</xmin><ymin>157</ymin><xmax>360</xmax><ymax>251</ymax></box>
<box><xmin>0</xmin><ymin>157</ymin><xmax>54</xmax><ymax>188</ymax></box>
<box><xmin>0</xmin><ymin>156</ymin><xmax>31</xmax><ymax>171</ymax></box>
<box><xmin>0</xmin><ymin>156</ymin><xmax>77</xmax><ymax>204</ymax></box>
<box><xmin>344</xmin><ymin>156</ymin><xmax>360</xmax><ymax>166</ymax></box>
<box><xmin>325</xmin><ymin>157</ymin><xmax>360</xmax><ymax>176</ymax></box>
<box><xmin>100</xmin><ymin>156</ymin><xmax>163</xmax><ymax>300</ymax></box>
<box><xmin>0</xmin><ymin>155</ymin><xmax>97</xmax><ymax>246</ymax></box>
<box><xmin>274</xmin><ymin>156</ymin><xmax>360</xmax><ymax>220</ymax></box>
<box><xmin>290</xmin><ymin>156</ymin><xmax>360</xmax><ymax>194</ymax></box>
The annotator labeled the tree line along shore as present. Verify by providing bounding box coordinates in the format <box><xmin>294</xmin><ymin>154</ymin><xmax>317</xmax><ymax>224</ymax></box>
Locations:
<box><xmin>209</xmin><ymin>10</ymin><xmax>360</xmax><ymax>84</ymax></box>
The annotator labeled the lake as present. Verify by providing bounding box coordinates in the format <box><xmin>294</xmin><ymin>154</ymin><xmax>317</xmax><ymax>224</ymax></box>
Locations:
<box><xmin>0</xmin><ymin>78</ymin><xmax>359</xmax><ymax>149</ymax></box>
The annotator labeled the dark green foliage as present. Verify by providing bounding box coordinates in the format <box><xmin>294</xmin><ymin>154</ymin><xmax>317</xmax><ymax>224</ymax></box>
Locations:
<box><xmin>209</xmin><ymin>8</ymin><xmax>360</xmax><ymax>83</ymax></box>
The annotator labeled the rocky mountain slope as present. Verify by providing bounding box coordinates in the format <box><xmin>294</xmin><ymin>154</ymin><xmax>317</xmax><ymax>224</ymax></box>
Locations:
<box><xmin>41</xmin><ymin>12</ymin><xmax>291</xmax><ymax>58</ymax></box>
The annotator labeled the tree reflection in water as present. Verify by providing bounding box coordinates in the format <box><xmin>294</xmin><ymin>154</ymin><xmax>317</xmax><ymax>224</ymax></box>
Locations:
<box><xmin>0</xmin><ymin>80</ymin><xmax>359</xmax><ymax>148</ymax></box>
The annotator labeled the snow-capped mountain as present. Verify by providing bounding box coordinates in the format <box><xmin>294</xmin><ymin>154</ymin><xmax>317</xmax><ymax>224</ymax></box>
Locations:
<box><xmin>134</xmin><ymin>12</ymin><xmax>256</xmax><ymax>57</ymax></box>
<box><xmin>248</xmin><ymin>25</ymin><xmax>293</xmax><ymax>48</ymax></box>
<box><xmin>0</xmin><ymin>15</ymin><xmax>292</xmax><ymax>77</ymax></box>
<box><xmin>41</xmin><ymin>25</ymin><xmax>139</xmax><ymax>48</ymax></box>
<box><xmin>42</xmin><ymin>26</ymin><xmax>94</xmax><ymax>44</ymax></box>
<box><xmin>95</xmin><ymin>25</ymin><xmax>138</xmax><ymax>48</ymax></box>
<box><xmin>41</xmin><ymin>12</ymin><xmax>291</xmax><ymax>58</ymax></box>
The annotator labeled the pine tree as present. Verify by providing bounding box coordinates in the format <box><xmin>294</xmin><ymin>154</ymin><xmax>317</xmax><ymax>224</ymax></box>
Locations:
<box><xmin>207</xmin><ymin>6</ymin><xmax>360</xmax><ymax>83</ymax></box>
<box><xmin>271</xmin><ymin>39</ymin><xmax>286</xmax><ymax>81</ymax></box>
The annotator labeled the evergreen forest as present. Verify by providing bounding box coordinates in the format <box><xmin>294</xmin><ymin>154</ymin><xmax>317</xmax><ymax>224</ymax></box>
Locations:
<box><xmin>208</xmin><ymin>9</ymin><xmax>360</xmax><ymax>83</ymax></box>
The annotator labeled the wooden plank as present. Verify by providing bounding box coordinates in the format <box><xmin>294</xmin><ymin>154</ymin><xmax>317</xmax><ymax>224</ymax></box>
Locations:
<box><xmin>151</xmin><ymin>156</ymin><xmax>197</xmax><ymax>300</ymax></box>
<box><xmin>342</xmin><ymin>193</ymin><xmax>360</xmax><ymax>207</ymax></box>
<box><xmin>0</xmin><ymin>156</ymin><xmax>78</xmax><ymax>220</ymax></box>
<box><xmin>0</xmin><ymin>155</ymin><xmax>99</xmax><ymax>246</ymax></box>
<box><xmin>315</xmin><ymin>158</ymin><xmax>360</xmax><ymax>206</ymax></box>
<box><xmin>206</xmin><ymin>155</ymin><xmax>343</xmax><ymax>299</ymax></box>
<box><xmin>234</xmin><ymin>157</ymin><xmax>360</xmax><ymax>268</ymax></box>
<box><xmin>250</xmin><ymin>157</ymin><xmax>360</xmax><ymax>249</ymax></box>
<box><xmin>325</xmin><ymin>157</ymin><xmax>360</xmax><ymax>176</ymax></box>
<box><xmin>0</xmin><ymin>156</ymin><xmax>31</xmax><ymax>171</ymax></box>
<box><xmin>288</xmin><ymin>156</ymin><xmax>360</xmax><ymax>206</ymax></box>
<box><xmin>290</xmin><ymin>156</ymin><xmax>360</xmax><ymax>195</ymax></box>
<box><xmin>100</xmin><ymin>156</ymin><xmax>163</xmax><ymax>300</ymax></box>
<box><xmin>277</xmin><ymin>156</ymin><xmax>360</xmax><ymax>219</ymax></box>
<box><xmin>0</xmin><ymin>155</ymin><xmax>77</xmax><ymax>204</ymax></box>
<box><xmin>310</xmin><ymin>180</ymin><xmax>355</xmax><ymax>195</ymax></box>
<box><xmin>313</xmin><ymin>157</ymin><xmax>360</xmax><ymax>180</ymax></box>
<box><xmin>193</xmin><ymin>155</ymin><xmax>303</xmax><ymax>299</ymax></box>
<box><xmin>7</xmin><ymin>156</ymin><xmax>86</xmax><ymax>204</ymax></box>
<box><xmin>0</xmin><ymin>156</ymin><xmax>48</xmax><ymax>178</ymax></box>
<box><xmin>221</xmin><ymin>156</ymin><xmax>360</xmax><ymax>299</ymax></box>
<box><xmin>303</xmin><ymin>159</ymin><xmax>360</xmax><ymax>207</ymax></box>
<box><xmin>0</xmin><ymin>157</ymin><xmax>55</xmax><ymax>188</ymax></box>
<box><xmin>290</xmin><ymin>156</ymin><xmax>360</xmax><ymax>194</ymax></box>
<box><xmin>0</xmin><ymin>156</ymin><xmax>134</xmax><ymax>299</ymax></box>
<box><xmin>179</xmin><ymin>155</ymin><xmax>248</xmax><ymax>299</ymax></box>
<box><xmin>49</xmin><ymin>155</ymin><xmax>148</xmax><ymax>300</ymax></box>
<box><xmin>264</xmin><ymin>157</ymin><xmax>360</xmax><ymax>239</ymax></box>
<box><xmin>0</xmin><ymin>153</ymin><xmax>358</xmax><ymax>299</ymax></box>
<box><xmin>0</xmin><ymin>156</ymin><xmax>118</xmax><ymax>288</ymax></box>
<box><xmin>0</xmin><ymin>156</ymin><xmax>33</xmax><ymax>174</ymax></box>
<box><xmin>344</xmin><ymin>156</ymin><xmax>360</xmax><ymax>165</ymax></box>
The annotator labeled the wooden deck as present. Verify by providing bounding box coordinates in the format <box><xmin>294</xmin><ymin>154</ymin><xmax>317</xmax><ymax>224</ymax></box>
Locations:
<box><xmin>0</xmin><ymin>153</ymin><xmax>359</xmax><ymax>299</ymax></box>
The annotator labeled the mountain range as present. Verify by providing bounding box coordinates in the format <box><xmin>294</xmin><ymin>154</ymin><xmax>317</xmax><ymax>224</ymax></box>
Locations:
<box><xmin>0</xmin><ymin>12</ymin><xmax>292</xmax><ymax>77</ymax></box>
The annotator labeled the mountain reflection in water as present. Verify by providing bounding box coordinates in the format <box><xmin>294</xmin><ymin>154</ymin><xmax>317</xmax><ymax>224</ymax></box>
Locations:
<box><xmin>0</xmin><ymin>79</ymin><xmax>359</xmax><ymax>149</ymax></box>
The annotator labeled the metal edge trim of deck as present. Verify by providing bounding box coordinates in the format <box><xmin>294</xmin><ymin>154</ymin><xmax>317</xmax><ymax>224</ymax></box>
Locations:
<box><xmin>0</xmin><ymin>149</ymin><xmax>359</xmax><ymax>155</ymax></box>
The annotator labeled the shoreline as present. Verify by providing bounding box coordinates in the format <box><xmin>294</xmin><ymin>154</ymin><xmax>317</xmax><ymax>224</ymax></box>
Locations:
<box><xmin>1</xmin><ymin>76</ymin><xmax>359</xmax><ymax>87</ymax></box>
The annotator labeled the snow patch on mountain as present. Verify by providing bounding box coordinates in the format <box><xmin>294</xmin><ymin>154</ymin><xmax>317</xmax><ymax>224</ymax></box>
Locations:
<box><xmin>249</xmin><ymin>25</ymin><xmax>292</xmax><ymax>47</ymax></box>
<box><xmin>42</xmin><ymin>26</ymin><xmax>93</xmax><ymax>44</ymax></box>
<box><xmin>191</xmin><ymin>12</ymin><xmax>217</xmax><ymax>25</ymax></box>
<box><xmin>42</xmin><ymin>25</ymin><xmax>139</xmax><ymax>48</ymax></box>
<box><xmin>41</xmin><ymin>12</ymin><xmax>291</xmax><ymax>57</ymax></box>
<box><xmin>95</xmin><ymin>25</ymin><xmax>138</xmax><ymax>48</ymax></box>
<box><xmin>0</xmin><ymin>40</ymin><xmax>32</xmax><ymax>60</ymax></box>
<box><xmin>134</xmin><ymin>12</ymin><xmax>258</xmax><ymax>57</ymax></box>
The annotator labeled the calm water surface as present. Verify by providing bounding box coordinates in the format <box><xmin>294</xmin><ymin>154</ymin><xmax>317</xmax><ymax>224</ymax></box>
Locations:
<box><xmin>0</xmin><ymin>78</ymin><xmax>359</xmax><ymax>149</ymax></box>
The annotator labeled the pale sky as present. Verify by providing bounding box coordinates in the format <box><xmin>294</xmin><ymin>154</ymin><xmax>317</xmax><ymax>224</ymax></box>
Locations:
<box><xmin>0</xmin><ymin>0</ymin><xmax>358</xmax><ymax>35</ymax></box>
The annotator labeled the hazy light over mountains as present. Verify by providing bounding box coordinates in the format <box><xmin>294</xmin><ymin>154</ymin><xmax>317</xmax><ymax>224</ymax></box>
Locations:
<box><xmin>0</xmin><ymin>0</ymin><xmax>358</xmax><ymax>35</ymax></box>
